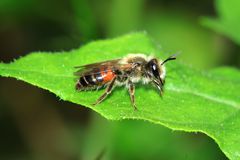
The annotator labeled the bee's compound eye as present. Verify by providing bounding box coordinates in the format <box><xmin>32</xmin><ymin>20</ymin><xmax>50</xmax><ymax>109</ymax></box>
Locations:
<box><xmin>147</xmin><ymin>59</ymin><xmax>160</xmax><ymax>78</ymax></box>
<box><xmin>151</xmin><ymin>63</ymin><xmax>160</xmax><ymax>78</ymax></box>
<box><xmin>152</xmin><ymin>64</ymin><xmax>157</xmax><ymax>70</ymax></box>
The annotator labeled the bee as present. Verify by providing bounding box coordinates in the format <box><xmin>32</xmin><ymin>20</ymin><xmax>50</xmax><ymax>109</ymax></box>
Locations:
<box><xmin>74</xmin><ymin>54</ymin><xmax>176</xmax><ymax>110</ymax></box>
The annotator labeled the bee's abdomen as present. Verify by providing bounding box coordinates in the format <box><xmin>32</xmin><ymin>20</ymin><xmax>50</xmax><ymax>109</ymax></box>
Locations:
<box><xmin>76</xmin><ymin>68</ymin><xmax>115</xmax><ymax>90</ymax></box>
<box><xmin>76</xmin><ymin>75</ymin><xmax>97</xmax><ymax>90</ymax></box>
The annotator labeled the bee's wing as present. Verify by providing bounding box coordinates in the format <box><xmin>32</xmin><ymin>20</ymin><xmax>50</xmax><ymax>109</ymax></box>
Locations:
<box><xmin>74</xmin><ymin>59</ymin><xmax>121</xmax><ymax>69</ymax></box>
<box><xmin>74</xmin><ymin>59</ymin><xmax>129</xmax><ymax>76</ymax></box>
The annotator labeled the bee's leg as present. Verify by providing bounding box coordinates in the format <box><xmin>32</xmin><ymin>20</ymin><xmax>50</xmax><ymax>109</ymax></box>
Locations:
<box><xmin>128</xmin><ymin>81</ymin><xmax>137</xmax><ymax>110</ymax></box>
<box><xmin>93</xmin><ymin>76</ymin><xmax>116</xmax><ymax>106</ymax></box>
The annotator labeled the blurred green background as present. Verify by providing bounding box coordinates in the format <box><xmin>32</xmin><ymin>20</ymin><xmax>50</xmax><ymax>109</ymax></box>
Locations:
<box><xmin>0</xmin><ymin>0</ymin><xmax>239</xmax><ymax>159</ymax></box>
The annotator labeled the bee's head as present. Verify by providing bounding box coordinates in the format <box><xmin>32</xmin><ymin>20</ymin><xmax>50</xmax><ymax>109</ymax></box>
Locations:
<box><xmin>146</xmin><ymin>58</ymin><xmax>165</xmax><ymax>86</ymax></box>
<box><xmin>146</xmin><ymin>55</ymin><xmax>176</xmax><ymax>91</ymax></box>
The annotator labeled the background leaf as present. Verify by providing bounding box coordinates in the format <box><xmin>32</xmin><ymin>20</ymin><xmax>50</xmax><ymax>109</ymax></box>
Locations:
<box><xmin>0</xmin><ymin>33</ymin><xmax>239</xmax><ymax>159</ymax></box>
<box><xmin>201</xmin><ymin>0</ymin><xmax>240</xmax><ymax>45</ymax></box>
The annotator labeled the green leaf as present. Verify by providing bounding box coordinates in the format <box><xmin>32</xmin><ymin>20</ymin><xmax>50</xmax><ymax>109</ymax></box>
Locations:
<box><xmin>201</xmin><ymin>0</ymin><xmax>240</xmax><ymax>44</ymax></box>
<box><xmin>0</xmin><ymin>33</ymin><xmax>239</xmax><ymax>159</ymax></box>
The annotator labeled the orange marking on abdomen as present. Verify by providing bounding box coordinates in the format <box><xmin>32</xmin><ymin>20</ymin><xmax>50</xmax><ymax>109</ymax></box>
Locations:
<box><xmin>101</xmin><ymin>68</ymin><xmax>115</xmax><ymax>83</ymax></box>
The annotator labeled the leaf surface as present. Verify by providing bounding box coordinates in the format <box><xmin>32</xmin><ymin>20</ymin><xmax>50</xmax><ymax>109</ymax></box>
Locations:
<box><xmin>0</xmin><ymin>33</ymin><xmax>239</xmax><ymax>159</ymax></box>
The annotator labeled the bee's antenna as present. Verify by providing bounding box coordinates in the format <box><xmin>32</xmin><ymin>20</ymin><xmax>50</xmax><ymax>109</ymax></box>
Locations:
<box><xmin>161</xmin><ymin>52</ymin><xmax>179</xmax><ymax>65</ymax></box>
